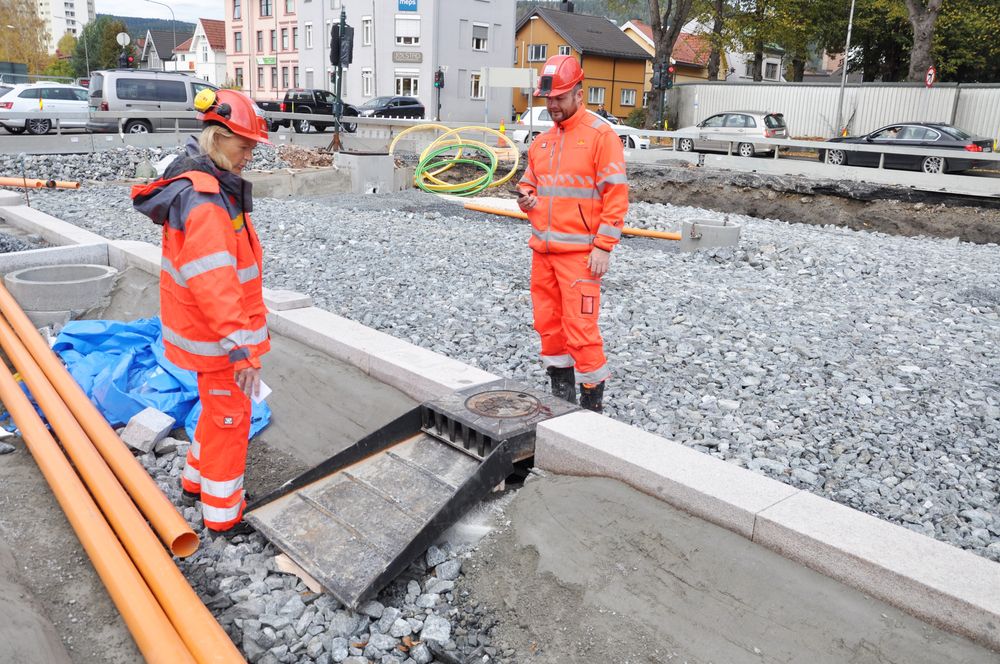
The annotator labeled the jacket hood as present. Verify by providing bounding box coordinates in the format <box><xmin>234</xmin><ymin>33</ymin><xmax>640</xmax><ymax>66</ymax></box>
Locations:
<box><xmin>132</xmin><ymin>136</ymin><xmax>253</xmax><ymax>226</ymax></box>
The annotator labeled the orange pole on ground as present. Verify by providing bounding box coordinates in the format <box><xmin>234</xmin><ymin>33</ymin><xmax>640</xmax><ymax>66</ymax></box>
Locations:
<box><xmin>462</xmin><ymin>202</ymin><xmax>682</xmax><ymax>241</ymax></box>
<box><xmin>0</xmin><ymin>358</ymin><xmax>195</xmax><ymax>664</ymax></box>
<box><xmin>0</xmin><ymin>281</ymin><xmax>198</xmax><ymax>557</ymax></box>
<box><xmin>0</xmin><ymin>316</ymin><xmax>246</xmax><ymax>664</ymax></box>
<box><xmin>0</xmin><ymin>176</ymin><xmax>79</xmax><ymax>189</ymax></box>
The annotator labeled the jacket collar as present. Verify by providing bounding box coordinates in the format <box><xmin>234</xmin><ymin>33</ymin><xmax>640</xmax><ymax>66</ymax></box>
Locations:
<box><xmin>556</xmin><ymin>104</ymin><xmax>590</xmax><ymax>131</ymax></box>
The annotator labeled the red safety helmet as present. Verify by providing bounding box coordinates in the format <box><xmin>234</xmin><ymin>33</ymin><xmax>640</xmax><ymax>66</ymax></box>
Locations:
<box><xmin>194</xmin><ymin>88</ymin><xmax>271</xmax><ymax>144</ymax></box>
<box><xmin>534</xmin><ymin>55</ymin><xmax>585</xmax><ymax>98</ymax></box>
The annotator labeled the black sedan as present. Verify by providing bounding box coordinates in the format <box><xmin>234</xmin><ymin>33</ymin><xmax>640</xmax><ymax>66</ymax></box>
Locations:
<box><xmin>357</xmin><ymin>96</ymin><xmax>425</xmax><ymax>119</ymax></box>
<box><xmin>820</xmin><ymin>123</ymin><xmax>994</xmax><ymax>174</ymax></box>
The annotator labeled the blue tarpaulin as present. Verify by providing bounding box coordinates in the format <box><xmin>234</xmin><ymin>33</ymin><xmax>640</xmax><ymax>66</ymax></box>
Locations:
<box><xmin>53</xmin><ymin>317</ymin><xmax>270</xmax><ymax>440</ymax></box>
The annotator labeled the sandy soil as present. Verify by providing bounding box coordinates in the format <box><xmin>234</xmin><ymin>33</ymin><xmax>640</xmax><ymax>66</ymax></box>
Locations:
<box><xmin>461</xmin><ymin>475</ymin><xmax>999</xmax><ymax>664</ymax></box>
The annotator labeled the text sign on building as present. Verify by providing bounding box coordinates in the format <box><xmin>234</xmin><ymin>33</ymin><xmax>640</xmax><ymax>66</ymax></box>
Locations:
<box><xmin>398</xmin><ymin>0</ymin><xmax>417</xmax><ymax>11</ymax></box>
<box><xmin>256</xmin><ymin>56</ymin><xmax>277</xmax><ymax>65</ymax></box>
<box><xmin>393</xmin><ymin>51</ymin><xmax>423</xmax><ymax>63</ymax></box>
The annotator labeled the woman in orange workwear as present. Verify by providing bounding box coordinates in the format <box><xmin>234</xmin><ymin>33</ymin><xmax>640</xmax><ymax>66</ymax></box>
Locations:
<box><xmin>131</xmin><ymin>88</ymin><xmax>271</xmax><ymax>534</ymax></box>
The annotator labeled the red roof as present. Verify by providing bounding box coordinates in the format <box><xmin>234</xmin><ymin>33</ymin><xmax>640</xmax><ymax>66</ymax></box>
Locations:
<box><xmin>173</xmin><ymin>37</ymin><xmax>193</xmax><ymax>53</ymax></box>
<box><xmin>201</xmin><ymin>18</ymin><xmax>226</xmax><ymax>51</ymax></box>
<box><xmin>625</xmin><ymin>20</ymin><xmax>711</xmax><ymax>68</ymax></box>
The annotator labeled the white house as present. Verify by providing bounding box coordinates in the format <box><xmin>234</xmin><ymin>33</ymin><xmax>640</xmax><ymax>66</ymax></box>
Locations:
<box><xmin>170</xmin><ymin>18</ymin><xmax>228</xmax><ymax>85</ymax></box>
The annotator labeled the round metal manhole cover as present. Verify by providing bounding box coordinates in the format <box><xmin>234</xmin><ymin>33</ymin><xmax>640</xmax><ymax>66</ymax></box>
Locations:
<box><xmin>465</xmin><ymin>390</ymin><xmax>541</xmax><ymax>419</ymax></box>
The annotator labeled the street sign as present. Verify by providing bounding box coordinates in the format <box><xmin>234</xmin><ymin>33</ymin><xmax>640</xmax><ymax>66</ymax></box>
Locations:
<box><xmin>925</xmin><ymin>65</ymin><xmax>936</xmax><ymax>88</ymax></box>
<box><xmin>399</xmin><ymin>0</ymin><xmax>417</xmax><ymax>10</ymax></box>
<box><xmin>116</xmin><ymin>32</ymin><xmax>130</xmax><ymax>47</ymax></box>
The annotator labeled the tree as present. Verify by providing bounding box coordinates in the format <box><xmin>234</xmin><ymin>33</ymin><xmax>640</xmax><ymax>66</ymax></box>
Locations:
<box><xmin>904</xmin><ymin>0</ymin><xmax>943</xmax><ymax>81</ymax></box>
<box><xmin>72</xmin><ymin>16</ymin><xmax>136</xmax><ymax>78</ymax></box>
<box><xmin>56</xmin><ymin>32</ymin><xmax>78</xmax><ymax>59</ymax></box>
<box><xmin>933</xmin><ymin>0</ymin><xmax>1000</xmax><ymax>82</ymax></box>
<box><xmin>0</xmin><ymin>0</ymin><xmax>50</xmax><ymax>74</ymax></box>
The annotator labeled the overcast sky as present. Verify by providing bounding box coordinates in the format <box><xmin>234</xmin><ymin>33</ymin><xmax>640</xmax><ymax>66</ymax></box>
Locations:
<box><xmin>96</xmin><ymin>0</ymin><xmax>223</xmax><ymax>24</ymax></box>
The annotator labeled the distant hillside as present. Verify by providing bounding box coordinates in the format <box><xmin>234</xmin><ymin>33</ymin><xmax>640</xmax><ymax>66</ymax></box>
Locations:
<box><xmin>98</xmin><ymin>14</ymin><xmax>197</xmax><ymax>41</ymax></box>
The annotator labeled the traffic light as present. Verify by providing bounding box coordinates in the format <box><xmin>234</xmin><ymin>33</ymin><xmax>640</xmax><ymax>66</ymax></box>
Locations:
<box><xmin>127</xmin><ymin>55</ymin><xmax>134</xmax><ymax>66</ymax></box>
<box><xmin>666</xmin><ymin>64</ymin><xmax>676</xmax><ymax>89</ymax></box>
<box><xmin>329</xmin><ymin>23</ymin><xmax>354</xmax><ymax>67</ymax></box>
<box><xmin>433</xmin><ymin>69</ymin><xmax>444</xmax><ymax>89</ymax></box>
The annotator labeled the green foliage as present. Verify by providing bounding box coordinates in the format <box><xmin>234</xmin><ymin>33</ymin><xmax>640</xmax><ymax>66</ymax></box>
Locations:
<box><xmin>0</xmin><ymin>0</ymin><xmax>50</xmax><ymax>74</ymax></box>
<box><xmin>43</xmin><ymin>57</ymin><xmax>76</xmax><ymax>80</ymax></box>
<box><xmin>625</xmin><ymin>107</ymin><xmax>646</xmax><ymax>127</ymax></box>
<box><xmin>72</xmin><ymin>16</ymin><xmax>138</xmax><ymax>78</ymax></box>
<box><xmin>932</xmin><ymin>0</ymin><xmax>1000</xmax><ymax>82</ymax></box>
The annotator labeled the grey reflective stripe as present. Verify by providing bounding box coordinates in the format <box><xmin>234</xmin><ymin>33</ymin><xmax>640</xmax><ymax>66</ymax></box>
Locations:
<box><xmin>597</xmin><ymin>224</ymin><xmax>622</xmax><ymax>240</ymax></box>
<box><xmin>162</xmin><ymin>324</ymin><xmax>267</xmax><ymax>357</ymax></box>
<box><xmin>160</xmin><ymin>257</ymin><xmax>185</xmax><ymax>286</ymax></box>
<box><xmin>179</xmin><ymin>251</ymin><xmax>237</xmax><ymax>282</ymax></box>
<box><xmin>236</xmin><ymin>263</ymin><xmax>260</xmax><ymax>283</ymax></box>
<box><xmin>537</xmin><ymin>185</ymin><xmax>600</xmax><ymax>200</ymax></box>
<box><xmin>590</xmin><ymin>117</ymin><xmax>605</xmax><ymax>129</ymax></box>
<box><xmin>597</xmin><ymin>173</ymin><xmax>628</xmax><ymax>193</ymax></box>
<box><xmin>182</xmin><ymin>464</ymin><xmax>201</xmax><ymax>484</ymax></box>
<box><xmin>541</xmin><ymin>354</ymin><xmax>574</xmax><ymax>369</ymax></box>
<box><xmin>576</xmin><ymin>365</ymin><xmax>610</xmax><ymax>384</ymax></box>
<box><xmin>201</xmin><ymin>501</ymin><xmax>242</xmax><ymax>524</ymax></box>
<box><xmin>208</xmin><ymin>389</ymin><xmax>232</xmax><ymax>396</ymax></box>
<box><xmin>202</xmin><ymin>474</ymin><xmax>244</xmax><ymax>499</ymax></box>
<box><xmin>531</xmin><ymin>229</ymin><xmax>595</xmax><ymax>245</ymax></box>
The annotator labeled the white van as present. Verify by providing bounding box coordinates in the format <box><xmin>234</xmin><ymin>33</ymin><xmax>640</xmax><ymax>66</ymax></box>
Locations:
<box><xmin>86</xmin><ymin>70</ymin><xmax>217</xmax><ymax>134</ymax></box>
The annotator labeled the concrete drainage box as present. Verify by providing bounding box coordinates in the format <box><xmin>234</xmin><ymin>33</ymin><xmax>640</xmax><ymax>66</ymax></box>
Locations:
<box><xmin>680</xmin><ymin>218</ymin><xmax>742</xmax><ymax>252</ymax></box>
<box><xmin>245</xmin><ymin>379</ymin><xmax>577</xmax><ymax>608</ymax></box>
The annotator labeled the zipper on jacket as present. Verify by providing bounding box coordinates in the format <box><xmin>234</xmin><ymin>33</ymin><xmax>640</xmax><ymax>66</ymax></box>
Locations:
<box><xmin>577</xmin><ymin>204</ymin><xmax>591</xmax><ymax>233</ymax></box>
<box><xmin>547</xmin><ymin>127</ymin><xmax>566</xmax><ymax>252</ymax></box>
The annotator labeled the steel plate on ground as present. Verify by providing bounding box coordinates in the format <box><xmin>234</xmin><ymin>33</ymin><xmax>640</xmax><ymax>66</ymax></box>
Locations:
<box><xmin>246</xmin><ymin>432</ymin><xmax>480</xmax><ymax>607</ymax></box>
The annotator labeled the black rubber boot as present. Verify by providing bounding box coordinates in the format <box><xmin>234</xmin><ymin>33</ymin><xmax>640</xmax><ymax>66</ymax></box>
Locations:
<box><xmin>547</xmin><ymin>366</ymin><xmax>577</xmax><ymax>404</ymax></box>
<box><xmin>580</xmin><ymin>382</ymin><xmax>605</xmax><ymax>413</ymax></box>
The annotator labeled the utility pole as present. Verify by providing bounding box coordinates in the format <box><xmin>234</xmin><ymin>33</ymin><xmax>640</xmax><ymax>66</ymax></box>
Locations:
<box><xmin>331</xmin><ymin>8</ymin><xmax>346</xmax><ymax>152</ymax></box>
<box><xmin>834</xmin><ymin>0</ymin><xmax>857</xmax><ymax>137</ymax></box>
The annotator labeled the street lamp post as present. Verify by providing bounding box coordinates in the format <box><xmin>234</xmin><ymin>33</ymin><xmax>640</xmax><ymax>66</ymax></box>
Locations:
<box><xmin>144</xmin><ymin>0</ymin><xmax>177</xmax><ymax>72</ymax></box>
<box><xmin>834</xmin><ymin>0</ymin><xmax>856</xmax><ymax>138</ymax></box>
<box><xmin>528</xmin><ymin>15</ymin><xmax>538</xmax><ymax>140</ymax></box>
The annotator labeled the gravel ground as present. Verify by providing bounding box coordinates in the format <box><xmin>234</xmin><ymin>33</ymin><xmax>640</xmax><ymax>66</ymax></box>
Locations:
<box><xmin>28</xmin><ymin>183</ymin><xmax>1000</xmax><ymax>565</ymax></box>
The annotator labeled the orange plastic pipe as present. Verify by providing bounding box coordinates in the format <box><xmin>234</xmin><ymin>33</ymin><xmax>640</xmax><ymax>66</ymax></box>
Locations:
<box><xmin>0</xmin><ymin>316</ymin><xmax>245</xmax><ymax>664</ymax></box>
<box><xmin>462</xmin><ymin>202</ymin><xmax>682</xmax><ymax>241</ymax></box>
<box><xmin>0</xmin><ymin>281</ymin><xmax>197</xmax><ymax>557</ymax></box>
<box><xmin>0</xmin><ymin>176</ymin><xmax>79</xmax><ymax>189</ymax></box>
<box><xmin>0</xmin><ymin>357</ymin><xmax>195</xmax><ymax>664</ymax></box>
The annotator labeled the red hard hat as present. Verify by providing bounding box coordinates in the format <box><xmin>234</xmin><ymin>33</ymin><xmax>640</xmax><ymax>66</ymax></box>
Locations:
<box><xmin>195</xmin><ymin>88</ymin><xmax>271</xmax><ymax>144</ymax></box>
<box><xmin>534</xmin><ymin>55</ymin><xmax>585</xmax><ymax>98</ymax></box>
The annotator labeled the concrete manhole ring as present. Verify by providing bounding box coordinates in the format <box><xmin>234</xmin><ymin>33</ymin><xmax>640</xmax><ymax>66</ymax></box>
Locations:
<box><xmin>465</xmin><ymin>390</ymin><xmax>542</xmax><ymax>419</ymax></box>
<box><xmin>4</xmin><ymin>263</ymin><xmax>118</xmax><ymax>313</ymax></box>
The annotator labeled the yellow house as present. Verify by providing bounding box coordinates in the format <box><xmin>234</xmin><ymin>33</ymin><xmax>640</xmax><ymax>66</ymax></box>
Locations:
<box><xmin>621</xmin><ymin>18</ymin><xmax>724</xmax><ymax>104</ymax></box>
<box><xmin>513</xmin><ymin>7</ymin><xmax>650</xmax><ymax>120</ymax></box>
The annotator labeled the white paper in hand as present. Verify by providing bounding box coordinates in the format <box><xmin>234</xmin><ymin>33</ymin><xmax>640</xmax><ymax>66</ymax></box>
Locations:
<box><xmin>252</xmin><ymin>380</ymin><xmax>272</xmax><ymax>404</ymax></box>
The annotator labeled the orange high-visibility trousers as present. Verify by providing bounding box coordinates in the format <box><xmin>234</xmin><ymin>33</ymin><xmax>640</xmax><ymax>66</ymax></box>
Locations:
<box><xmin>180</xmin><ymin>368</ymin><xmax>251</xmax><ymax>531</ymax></box>
<box><xmin>530</xmin><ymin>251</ymin><xmax>610</xmax><ymax>385</ymax></box>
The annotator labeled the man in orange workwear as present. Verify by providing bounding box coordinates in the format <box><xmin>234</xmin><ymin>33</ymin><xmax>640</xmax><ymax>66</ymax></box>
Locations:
<box><xmin>516</xmin><ymin>55</ymin><xmax>629</xmax><ymax>413</ymax></box>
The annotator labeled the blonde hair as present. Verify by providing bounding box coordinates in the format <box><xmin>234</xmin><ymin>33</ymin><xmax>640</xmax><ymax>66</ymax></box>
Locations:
<box><xmin>199</xmin><ymin>124</ymin><xmax>237</xmax><ymax>172</ymax></box>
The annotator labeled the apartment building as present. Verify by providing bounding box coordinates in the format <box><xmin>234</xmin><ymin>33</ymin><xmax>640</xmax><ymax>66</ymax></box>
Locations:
<box><xmin>225</xmin><ymin>0</ymin><xmax>302</xmax><ymax>100</ymax></box>
<box><xmin>297</xmin><ymin>0</ymin><xmax>516</xmax><ymax>122</ymax></box>
<box><xmin>36</xmin><ymin>0</ymin><xmax>96</xmax><ymax>53</ymax></box>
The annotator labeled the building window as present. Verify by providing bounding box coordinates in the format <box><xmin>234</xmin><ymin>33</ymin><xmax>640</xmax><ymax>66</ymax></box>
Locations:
<box><xmin>257</xmin><ymin>66</ymin><xmax>264</xmax><ymax>88</ymax></box>
<box><xmin>558</xmin><ymin>45</ymin><xmax>571</xmax><ymax>56</ymax></box>
<box><xmin>362</xmin><ymin>68</ymin><xmax>373</xmax><ymax>96</ymax></box>
<box><xmin>233</xmin><ymin>0</ymin><xmax>241</xmax><ymax>20</ymax></box>
<box><xmin>395</xmin><ymin>71</ymin><xmax>418</xmax><ymax>96</ymax></box>
<box><xmin>528</xmin><ymin>44</ymin><xmax>547</xmax><ymax>62</ymax></box>
<box><xmin>281</xmin><ymin>28</ymin><xmax>289</xmax><ymax>50</ymax></box>
<box><xmin>270</xmin><ymin>30</ymin><xmax>277</xmax><ymax>51</ymax></box>
<box><xmin>260</xmin><ymin>0</ymin><xmax>272</xmax><ymax>17</ymax></box>
<box><xmin>202</xmin><ymin>45</ymin><xmax>208</xmax><ymax>62</ymax></box>
<box><xmin>472</xmin><ymin>24</ymin><xmax>488</xmax><ymax>51</ymax></box>
<box><xmin>256</xmin><ymin>30</ymin><xmax>263</xmax><ymax>51</ymax></box>
<box><xmin>587</xmin><ymin>86</ymin><xmax>605</xmax><ymax>105</ymax></box>
<box><xmin>470</xmin><ymin>72</ymin><xmax>484</xmax><ymax>99</ymax></box>
<box><xmin>271</xmin><ymin>66</ymin><xmax>278</xmax><ymax>88</ymax></box>
<box><xmin>305</xmin><ymin>23</ymin><xmax>313</xmax><ymax>48</ymax></box>
<box><xmin>744</xmin><ymin>61</ymin><xmax>754</xmax><ymax>77</ymax></box>
<box><xmin>642</xmin><ymin>91</ymin><xmax>650</xmax><ymax>107</ymax></box>
<box><xmin>234</xmin><ymin>32</ymin><xmax>242</xmax><ymax>52</ymax></box>
<box><xmin>284</xmin><ymin>0</ymin><xmax>294</xmax><ymax>13</ymax></box>
<box><xmin>293</xmin><ymin>66</ymin><xmax>299</xmax><ymax>87</ymax></box>
<box><xmin>395</xmin><ymin>17</ymin><xmax>420</xmax><ymax>46</ymax></box>
<box><xmin>282</xmin><ymin>66</ymin><xmax>289</xmax><ymax>87</ymax></box>
<box><xmin>621</xmin><ymin>88</ymin><xmax>636</xmax><ymax>106</ymax></box>
<box><xmin>362</xmin><ymin>17</ymin><xmax>372</xmax><ymax>46</ymax></box>
<box><xmin>305</xmin><ymin>68</ymin><xmax>314</xmax><ymax>87</ymax></box>
<box><xmin>235</xmin><ymin>67</ymin><xmax>244</xmax><ymax>87</ymax></box>
<box><xmin>765</xmin><ymin>62</ymin><xmax>778</xmax><ymax>79</ymax></box>
<box><xmin>293</xmin><ymin>27</ymin><xmax>298</xmax><ymax>49</ymax></box>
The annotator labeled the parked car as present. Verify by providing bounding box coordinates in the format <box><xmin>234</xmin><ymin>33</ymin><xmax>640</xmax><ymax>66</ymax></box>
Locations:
<box><xmin>86</xmin><ymin>70</ymin><xmax>217</xmax><ymax>134</ymax></box>
<box><xmin>356</xmin><ymin>96</ymin><xmax>425</xmax><ymax>119</ymax></box>
<box><xmin>673</xmin><ymin>111</ymin><xmax>788</xmax><ymax>157</ymax></box>
<box><xmin>819</xmin><ymin>122</ymin><xmax>994</xmax><ymax>174</ymax></box>
<box><xmin>510</xmin><ymin>106</ymin><xmax>650</xmax><ymax>150</ymax></box>
<box><xmin>0</xmin><ymin>82</ymin><xmax>90</xmax><ymax>135</ymax></box>
<box><xmin>256</xmin><ymin>88</ymin><xmax>359</xmax><ymax>134</ymax></box>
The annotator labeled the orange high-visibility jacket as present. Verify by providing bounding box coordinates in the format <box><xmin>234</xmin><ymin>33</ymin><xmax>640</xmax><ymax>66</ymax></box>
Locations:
<box><xmin>132</xmin><ymin>168</ymin><xmax>269</xmax><ymax>372</ymax></box>
<box><xmin>518</xmin><ymin>105</ymin><xmax>629</xmax><ymax>254</ymax></box>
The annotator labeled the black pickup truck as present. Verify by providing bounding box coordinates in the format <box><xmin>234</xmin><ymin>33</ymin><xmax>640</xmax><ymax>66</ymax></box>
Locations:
<box><xmin>256</xmin><ymin>88</ymin><xmax>359</xmax><ymax>134</ymax></box>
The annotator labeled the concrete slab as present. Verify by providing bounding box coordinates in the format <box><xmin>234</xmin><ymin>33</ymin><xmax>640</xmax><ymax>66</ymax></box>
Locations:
<box><xmin>245</xmin><ymin>167</ymin><xmax>352</xmax><ymax>198</ymax></box>
<box><xmin>755</xmin><ymin>490</ymin><xmax>1000</xmax><ymax>651</ymax></box>
<box><xmin>262</xmin><ymin>288</ymin><xmax>312</xmax><ymax>312</ymax></box>
<box><xmin>535</xmin><ymin>410</ymin><xmax>798</xmax><ymax>538</ymax></box>
<box><xmin>463</xmin><ymin>475</ymin><xmax>1000</xmax><ymax>664</ymax></box>
<box><xmin>0</xmin><ymin>243</ymin><xmax>109</xmax><ymax>276</ymax></box>
<box><xmin>0</xmin><ymin>191</ymin><xmax>24</xmax><ymax>207</ymax></box>
<box><xmin>108</xmin><ymin>240</ymin><xmax>161</xmax><ymax>275</ymax></box>
<box><xmin>0</xmin><ymin>205</ymin><xmax>107</xmax><ymax>246</ymax></box>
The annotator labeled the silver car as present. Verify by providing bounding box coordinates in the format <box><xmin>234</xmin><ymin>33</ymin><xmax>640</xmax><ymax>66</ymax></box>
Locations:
<box><xmin>86</xmin><ymin>70</ymin><xmax>216</xmax><ymax>134</ymax></box>
<box><xmin>674</xmin><ymin>111</ymin><xmax>788</xmax><ymax>157</ymax></box>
